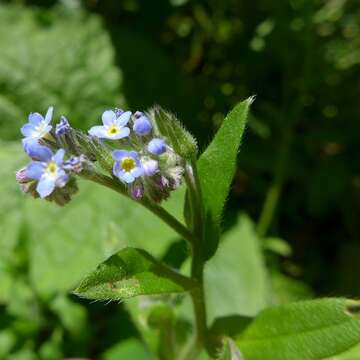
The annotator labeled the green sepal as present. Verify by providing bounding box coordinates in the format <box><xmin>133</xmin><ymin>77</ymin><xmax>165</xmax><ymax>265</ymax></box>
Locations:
<box><xmin>150</xmin><ymin>106</ymin><xmax>198</xmax><ymax>159</ymax></box>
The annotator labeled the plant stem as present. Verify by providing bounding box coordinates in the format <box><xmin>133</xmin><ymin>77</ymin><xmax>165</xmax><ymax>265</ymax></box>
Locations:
<box><xmin>141</xmin><ymin>198</ymin><xmax>195</xmax><ymax>244</ymax></box>
<box><xmin>257</xmin><ymin>129</ymin><xmax>291</xmax><ymax>238</ymax></box>
<box><xmin>181</xmin><ymin>157</ymin><xmax>208</xmax><ymax>359</ymax></box>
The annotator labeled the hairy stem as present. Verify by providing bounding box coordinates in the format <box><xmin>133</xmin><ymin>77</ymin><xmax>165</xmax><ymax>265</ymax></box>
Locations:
<box><xmin>181</xmin><ymin>157</ymin><xmax>208</xmax><ymax>359</ymax></box>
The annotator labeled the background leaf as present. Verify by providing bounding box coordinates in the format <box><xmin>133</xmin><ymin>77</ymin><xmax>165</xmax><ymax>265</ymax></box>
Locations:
<box><xmin>237</xmin><ymin>298</ymin><xmax>360</xmax><ymax>360</ymax></box>
<box><xmin>197</xmin><ymin>98</ymin><xmax>253</xmax><ymax>259</ymax></box>
<box><xmin>204</xmin><ymin>214</ymin><xmax>268</xmax><ymax>324</ymax></box>
<box><xmin>74</xmin><ymin>247</ymin><xmax>196</xmax><ymax>301</ymax></box>
<box><xmin>0</xmin><ymin>4</ymin><xmax>123</xmax><ymax>140</ymax></box>
<box><xmin>102</xmin><ymin>338</ymin><xmax>155</xmax><ymax>360</ymax></box>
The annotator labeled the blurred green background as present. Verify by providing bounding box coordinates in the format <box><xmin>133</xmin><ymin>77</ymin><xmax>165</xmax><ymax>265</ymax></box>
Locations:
<box><xmin>0</xmin><ymin>0</ymin><xmax>359</xmax><ymax>358</ymax></box>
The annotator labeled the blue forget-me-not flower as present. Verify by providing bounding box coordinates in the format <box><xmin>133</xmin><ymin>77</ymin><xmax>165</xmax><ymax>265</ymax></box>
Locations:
<box><xmin>21</xmin><ymin>106</ymin><xmax>53</xmax><ymax>145</ymax></box>
<box><xmin>112</xmin><ymin>150</ymin><xmax>144</xmax><ymax>184</ymax></box>
<box><xmin>89</xmin><ymin>110</ymin><xmax>131</xmax><ymax>140</ymax></box>
<box><xmin>26</xmin><ymin>144</ymin><xmax>68</xmax><ymax>198</ymax></box>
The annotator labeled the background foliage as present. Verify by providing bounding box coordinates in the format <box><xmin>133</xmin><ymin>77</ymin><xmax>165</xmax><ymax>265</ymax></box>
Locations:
<box><xmin>0</xmin><ymin>0</ymin><xmax>359</xmax><ymax>358</ymax></box>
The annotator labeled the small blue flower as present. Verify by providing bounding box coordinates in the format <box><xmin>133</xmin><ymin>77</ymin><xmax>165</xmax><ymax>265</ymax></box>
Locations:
<box><xmin>112</xmin><ymin>150</ymin><xmax>144</xmax><ymax>184</ymax></box>
<box><xmin>56</xmin><ymin>116</ymin><xmax>71</xmax><ymax>136</ymax></box>
<box><xmin>133</xmin><ymin>111</ymin><xmax>152</xmax><ymax>136</ymax></box>
<box><xmin>148</xmin><ymin>138</ymin><xmax>167</xmax><ymax>155</ymax></box>
<box><xmin>26</xmin><ymin>148</ymin><xmax>68</xmax><ymax>198</ymax></box>
<box><xmin>89</xmin><ymin>110</ymin><xmax>131</xmax><ymax>140</ymax></box>
<box><xmin>21</xmin><ymin>106</ymin><xmax>53</xmax><ymax>143</ymax></box>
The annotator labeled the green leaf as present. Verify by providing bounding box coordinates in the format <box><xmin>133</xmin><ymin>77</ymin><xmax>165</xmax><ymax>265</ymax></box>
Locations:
<box><xmin>205</xmin><ymin>214</ymin><xmax>268</xmax><ymax>324</ymax></box>
<box><xmin>236</xmin><ymin>298</ymin><xmax>360</xmax><ymax>360</ymax></box>
<box><xmin>269</xmin><ymin>271</ymin><xmax>313</xmax><ymax>305</ymax></box>
<box><xmin>210</xmin><ymin>316</ymin><xmax>252</xmax><ymax>339</ymax></box>
<box><xmin>325</xmin><ymin>343</ymin><xmax>360</xmax><ymax>360</ymax></box>
<box><xmin>197</xmin><ymin>98</ymin><xmax>253</xmax><ymax>259</ymax></box>
<box><xmin>73</xmin><ymin>247</ymin><xmax>197</xmax><ymax>301</ymax></box>
<box><xmin>102</xmin><ymin>338</ymin><xmax>155</xmax><ymax>360</ymax></box>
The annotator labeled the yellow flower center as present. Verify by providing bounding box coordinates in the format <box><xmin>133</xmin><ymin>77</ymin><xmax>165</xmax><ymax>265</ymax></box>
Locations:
<box><xmin>46</xmin><ymin>161</ymin><xmax>58</xmax><ymax>177</ymax></box>
<box><xmin>107</xmin><ymin>125</ymin><xmax>119</xmax><ymax>136</ymax></box>
<box><xmin>121</xmin><ymin>157</ymin><xmax>136</xmax><ymax>172</ymax></box>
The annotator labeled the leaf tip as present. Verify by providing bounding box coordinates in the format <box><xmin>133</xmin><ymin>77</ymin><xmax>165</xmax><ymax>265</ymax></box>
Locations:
<box><xmin>247</xmin><ymin>95</ymin><xmax>257</xmax><ymax>105</ymax></box>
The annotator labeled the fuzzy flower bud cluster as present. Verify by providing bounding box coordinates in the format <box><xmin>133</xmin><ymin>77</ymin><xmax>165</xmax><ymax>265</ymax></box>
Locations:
<box><xmin>16</xmin><ymin>105</ymin><xmax>189</xmax><ymax>205</ymax></box>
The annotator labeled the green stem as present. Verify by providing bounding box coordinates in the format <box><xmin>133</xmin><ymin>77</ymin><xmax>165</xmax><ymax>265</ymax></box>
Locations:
<box><xmin>181</xmin><ymin>157</ymin><xmax>208</xmax><ymax>359</ymax></box>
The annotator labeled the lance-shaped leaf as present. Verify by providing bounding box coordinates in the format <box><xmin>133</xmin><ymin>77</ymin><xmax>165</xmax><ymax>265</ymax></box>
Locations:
<box><xmin>197</xmin><ymin>97</ymin><xmax>254</xmax><ymax>260</ymax></box>
<box><xmin>236</xmin><ymin>298</ymin><xmax>360</xmax><ymax>360</ymax></box>
<box><xmin>73</xmin><ymin>248</ymin><xmax>197</xmax><ymax>301</ymax></box>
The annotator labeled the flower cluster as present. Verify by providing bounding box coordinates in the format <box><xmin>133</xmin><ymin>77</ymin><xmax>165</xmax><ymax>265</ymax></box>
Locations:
<box><xmin>16</xmin><ymin>105</ymin><xmax>186</xmax><ymax>205</ymax></box>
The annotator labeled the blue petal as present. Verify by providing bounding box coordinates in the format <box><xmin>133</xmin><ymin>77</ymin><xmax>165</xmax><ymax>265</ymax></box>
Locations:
<box><xmin>44</xmin><ymin>106</ymin><xmax>54</xmax><ymax>124</ymax></box>
<box><xmin>102</xmin><ymin>110</ymin><xmax>116</xmax><ymax>126</ymax></box>
<box><xmin>113</xmin><ymin>161</ymin><xmax>122</xmax><ymax>177</ymax></box>
<box><xmin>55</xmin><ymin>170</ymin><xmax>68</xmax><ymax>187</ymax></box>
<box><xmin>112</xmin><ymin>150</ymin><xmax>129</xmax><ymax>161</ymax></box>
<box><xmin>21</xmin><ymin>123</ymin><xmax>35</xmax><ymax>137</ymax></box>
<box><xmin>26</xmin><ymin>162</ymin><xmax>45</xmax><ymax>180</ymax></box>
<box><xmin>25</xmin><ymin>142</ymin><xmax>53</xmax><ymax>161</ymax></box>
<box><xmin>120</xmin><ymin>172</ymin><xmax>135</xmax><ymax>184</ymax></box>
<box><xmin>129</xmin><ymin>151</ymin><xmax>140</xmax><ymax>160</ymax></box>
<box><xmin>115</xmin><ymin>111</ymin><xmax>131</xmax><ymax>127</ymax></box>
<box><xmin>108</xmin><ymin>127</ymin><xmax>130</xmax><ymax>140</ymax></box>
<box><xmin>36</xmin><ymin>176</ymin><xmax>56</xmax><ymax>198</ymax></box>
<box><xmin>89</xmin><ymin>125</ymin><xmax>107</xmax><ymax>138</ymax></box>
<box><xmin>28</xmin><ymin>112</ymin><xmax>44</xmax><ymax>126</ymax></box>
<box><xmin>131</xmin><ymin>166</ymin><xmax>144</xmax><ymax>178</ymax></box>
<box><xmin>54</xmin><ymin>149</ymin><xmax>65</xmax><ymax>165</ymax></box>
<box><xmin>43</xmin><ymin>124</ymin><xmax>53</xmax><ymax>134</ymax></box>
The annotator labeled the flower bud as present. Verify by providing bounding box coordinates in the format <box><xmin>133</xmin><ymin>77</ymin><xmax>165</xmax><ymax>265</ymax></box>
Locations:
<box><xmin>55</xmin><ymin>116</ymin><xmax>71</xmax><ymax>136</ymax></box>
<box><xmin>133</xmin><ymin>112</ymin><xmax>152</xmax><ymax>136</ymax></box>
<box><xmin>131</xmin><ymin>184</ymin><xmax>144</xmax><ymax>200</ymax></box>
<box><xmin>16</xmin><ymin>167</ymin><xmax>31</xmax><ymax>184</ymax></box>
<box><xmin>148</xmin><ymin>138</ymin><xmax>167</xmax><ymax>155</ymax></box>
<box><xmin>63</xmin><ymin>154</ymin><xmax>88</xmax><ymax>174</ymax></box>
<box><xmin>142</xmin><ymin>158</ymin><xmax>159</xmax><ymax>176</ymax></box>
